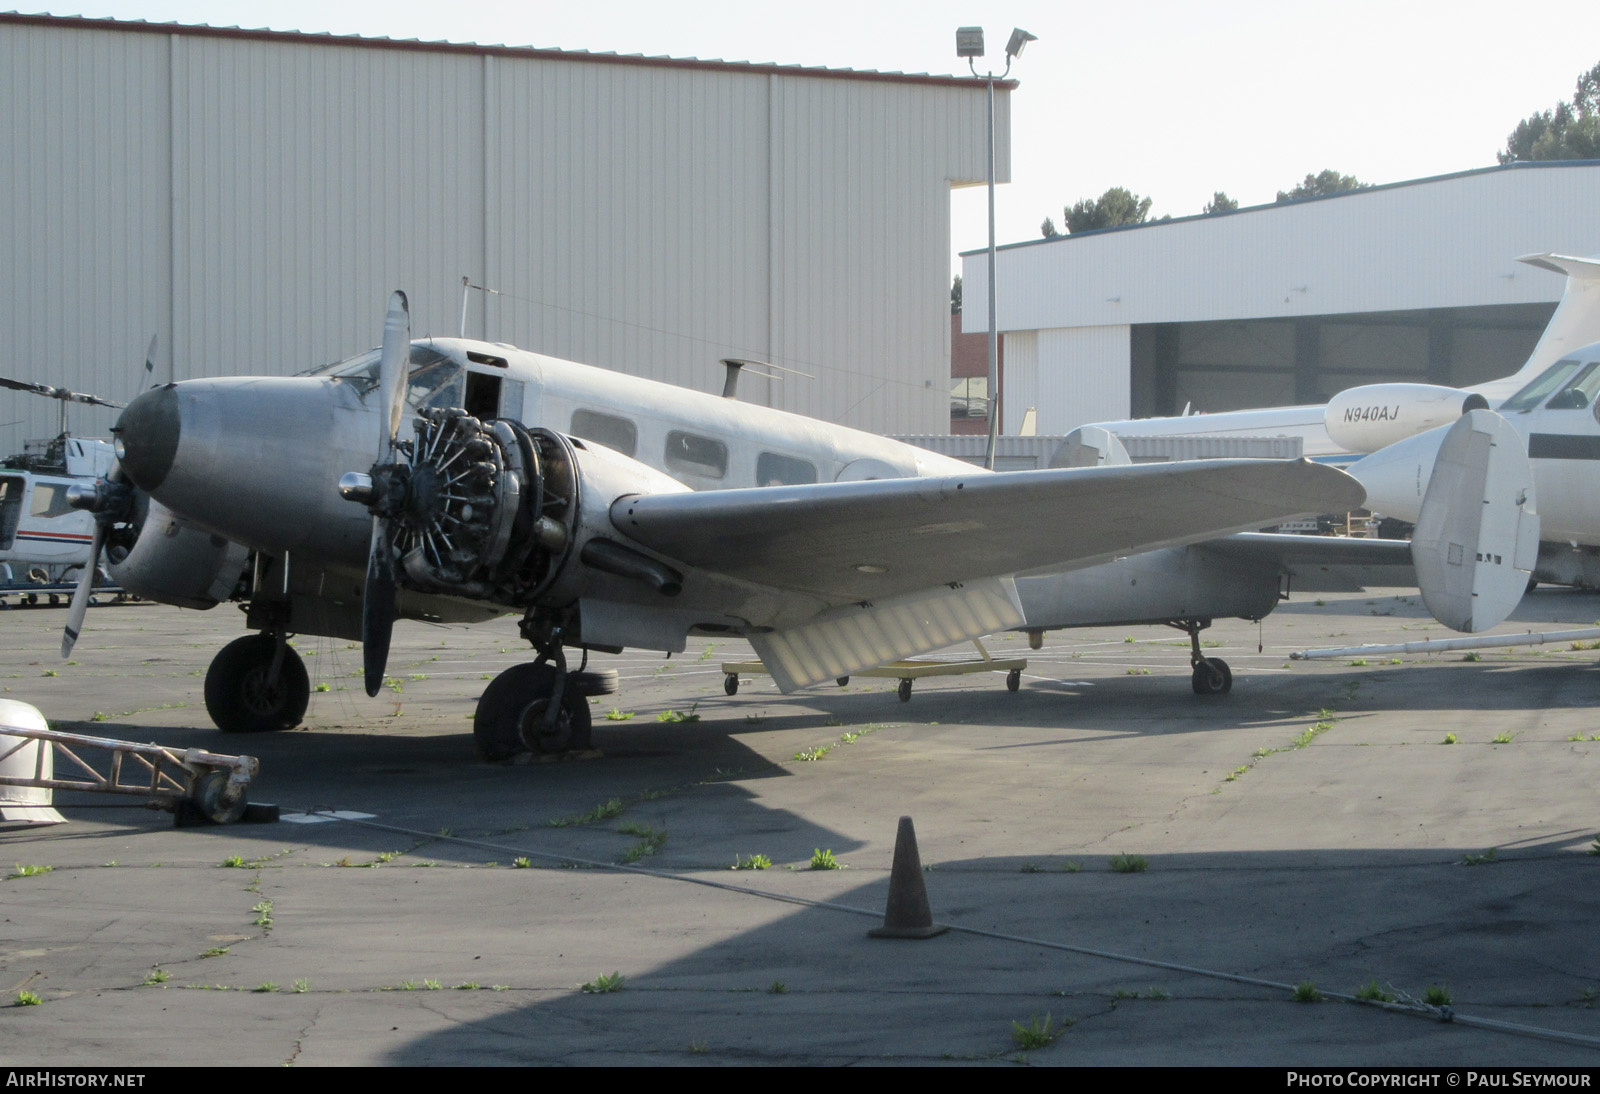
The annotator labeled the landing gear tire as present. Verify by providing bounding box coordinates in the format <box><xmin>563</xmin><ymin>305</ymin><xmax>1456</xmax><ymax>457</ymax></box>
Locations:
<box><xmin>1191</xmin><ymin>659</ymin><xmax>1232</xmax><ymax>696</ymax></box>
<box><xmin>897</xmin><ymin>678</ymin><xmax>913</xmax><ymax>702</ymax></box>
<box><xmin>475</xmin><ymin>663</ymin><xmax>593</xmax><ymax>763</ymax></box>
<box><xmin>1006</xmin><ymin>668</ymin><xmax>1022</xmax><ymax>692</ymax></box>
<box><xmin>724</xmin><ymin>674</ymin><xmax>739</xmax><ymax>696</ymax></box>
<box><xmin>187</xmin><ymin>769</ymin><xmax>247</xmax><ymax>824</ymax></box>
<box><xmin>205</xmin><ymin>634</ymin><xmax>310</xmax><ymax>733</ymax></box>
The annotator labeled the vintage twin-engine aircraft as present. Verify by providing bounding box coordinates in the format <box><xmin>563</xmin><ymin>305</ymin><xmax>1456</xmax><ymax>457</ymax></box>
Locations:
<box><xmin>64</xmin><ymin>293</ymin><xmax>1362</xmax><ymax>760</ymax></box>
<box><xmin>1081</xmin><ymin>253</ymin><xmax>1600</xmax><ymax>460</ymax></box>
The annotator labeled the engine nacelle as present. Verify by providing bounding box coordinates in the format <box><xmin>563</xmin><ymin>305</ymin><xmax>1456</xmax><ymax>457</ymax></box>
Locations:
<box><xmin>1323</xmin><ymin>384</ymin><xmax>1488</xmax><ymax>454</ymax></box>
<box><xmin>383</xmin><ymin>410</ymin><xmax>689</xmax><ymax>612</ymax></box>
<box><xmin>110</xmin><ymin>497</ymin><xmax>250</xmax><ymax>609</ymax></box>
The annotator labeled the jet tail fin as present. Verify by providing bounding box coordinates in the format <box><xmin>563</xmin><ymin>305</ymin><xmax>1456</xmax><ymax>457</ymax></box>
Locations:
<box><xmin>1412</xmin><ymin>409</ymin><xmax>1539</xmax><ymax>632</ymax></box>
<box><xmin>1512</xmin><ymin>253</ymin><xmax>1600</xmax><ymax>381</ymax></box>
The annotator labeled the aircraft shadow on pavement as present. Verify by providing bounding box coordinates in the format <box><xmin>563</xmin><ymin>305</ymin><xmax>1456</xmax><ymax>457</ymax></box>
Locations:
<box><xmin>378</xmin><ymin>832</ymin><xmax>1600</xmax><ymax>1065</ymax></box>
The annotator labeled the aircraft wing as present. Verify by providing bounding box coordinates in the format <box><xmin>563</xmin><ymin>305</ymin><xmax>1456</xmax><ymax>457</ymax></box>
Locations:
<box><xmin>614</xmin><ymin>458</ymin><xmax>1364</xmax><ymax>604</ymax></box>
<box><xmin>606</xmin><ymin>459</ymin><xmax>1362</xmax><ymax>690</ymax></box>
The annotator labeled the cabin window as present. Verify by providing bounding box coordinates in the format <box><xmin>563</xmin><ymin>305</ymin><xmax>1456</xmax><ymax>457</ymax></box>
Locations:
<box><xmin>0</xmin><ymin>476</ymin><xmax>22</xmax><ymax>547</ymax></box>
<box><xmin>1543</xmin><ymin>361</ymin><xmax>1600</xmax><ymax>411</ymax></box>
<box><xmin>571</xmin><ymin>410</ymin><xmax>638</xmax><ymax>457</ymax></box>
<box><xmin>465</xmin><ymin>372</ymin><xmax>501</xmax><ymax>420</ymax></box>
<box><xmin>1502</xmin><ymin>359</ymin><xmax>1580</xmax><ymax>413</ymax></box>
<box><xmin>664</xmin><ymin>430</ymin><xmax>727</xmax><ymax>479</ymax></box>
<box><xmin>756</xmin><ymin>452</ymin><xmax>818</xmax><ymax>486</ymax></box>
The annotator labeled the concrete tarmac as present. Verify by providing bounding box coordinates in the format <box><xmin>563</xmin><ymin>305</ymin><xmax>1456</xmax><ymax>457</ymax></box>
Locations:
<box><xmin>1</xmin><ymin>588</ymin><xmax>1598</xmax><ymax>1066</ymax></box>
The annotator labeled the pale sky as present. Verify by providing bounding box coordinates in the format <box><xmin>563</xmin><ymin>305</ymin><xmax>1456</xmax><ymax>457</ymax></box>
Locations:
<box><xmin>21</xmin><ymin>1</ymin><xmax>1600</xmax><ymax>276</ymax></box>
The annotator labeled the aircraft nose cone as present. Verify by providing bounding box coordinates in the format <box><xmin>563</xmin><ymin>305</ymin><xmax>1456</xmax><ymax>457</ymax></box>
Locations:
<box><xmin>114</xmin><ymin>385</ymin><xmax>181</xmax><ymax>492</ymax></box>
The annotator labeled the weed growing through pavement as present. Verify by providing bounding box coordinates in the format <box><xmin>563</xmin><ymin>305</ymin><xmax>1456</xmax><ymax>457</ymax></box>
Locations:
<box><xmin>1011</xmin><ymin>1013</ymin><xmax>1069</xmax><ymax>1049</ymax></box>
<box><xmin>1356</xmin><ymin>980</ymin><xmax>1395</xmax><ymax>1003</ymax></box>
<box><xmin>1461</xmin><ymin>849</ymin><xmax>1497</xmax><ymax>866</ymax></box>
<box><xmin>1424</xmin><ymin>985</ymin><xmax>1452</xmax><ymax>1007</ymax></box>
<box><xmin>142</xmin><ymin>969</ymin><xmax>170</xmax><ymax>985</ymax></box>
<box><xmin>809</xmin><ymin>848</ymin><xmax>844</xmax><ymax>870</ymax></box>
<box><xmin>15</xmin><ymin>991</ymin><xmax>42</xmax><ymax>1006</ymax></box>
<box><xmin>548</xmin><ymin>798</ymin><xmax>624</xmax><ymax>828</ymax></box>
<box><xmin>731</xmin><ymin>854</ymin><xmax>771</xmax><ymax>870</ymax></box>
<box><xmin>1293</xmin><ymin>981</ymin><xmax>1322</xmax><ymax>1002</ymax></box>
<box><xmin>8</xmin><ymin>864</ymin><xmax>52</xmax><ymax>879</ymax></box>
<box><xmin>618</xmin><ymin>824</ymin><xmax>667</xmax><ymax>864</ymax></box>
<box><xmin>656</xmin><ymin>705</ymin><xmax>700</xmax><ymax>723</ymax></box>
<box><xmin>581</xmin><ymin>972</ymin><xmax>625</xmax><ymax>993</ymax></box>
<box><xmin>1109</xmin><ymin>854</ymin><xmax>1148</xmax><ymax>873</ymax></box>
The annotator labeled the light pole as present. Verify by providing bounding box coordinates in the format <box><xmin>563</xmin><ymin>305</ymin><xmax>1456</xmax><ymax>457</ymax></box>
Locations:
<box><xmin>957</xmin><ymin>26</ymin><xmax>1033</xmax><ymax>471</ymax></box>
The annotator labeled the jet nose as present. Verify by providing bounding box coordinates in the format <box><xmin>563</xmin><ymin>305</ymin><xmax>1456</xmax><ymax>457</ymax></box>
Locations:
<box><xmin>114</xmin><ymin>385</ymin><xmax>181</xmax><ymax>492</ymax></box>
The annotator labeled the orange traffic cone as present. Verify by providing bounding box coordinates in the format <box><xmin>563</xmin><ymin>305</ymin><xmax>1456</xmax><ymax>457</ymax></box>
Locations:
<box><xmin>868</xmin><ymin>815</ymin><xmax>948</xmax><ymax>939</ymax></box>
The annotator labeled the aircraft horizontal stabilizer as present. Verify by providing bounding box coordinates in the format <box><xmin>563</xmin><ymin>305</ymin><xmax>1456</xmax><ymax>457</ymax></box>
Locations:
<box><xmin>1410</xmin><ymin>410</ymin><xmax>1539</xmax><ymax>633</ymax></box>
<box><xmin>612</xmin><ymin>458</ymin><xmax>1363</xmax><ymax>608</ymax></box>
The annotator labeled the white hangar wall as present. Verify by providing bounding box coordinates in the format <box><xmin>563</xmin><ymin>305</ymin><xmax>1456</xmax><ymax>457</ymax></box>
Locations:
<box><xmin>0</xmin><ymin>14</ymin><xmax>1007</xmax><ymax>452</ymax></box>
<box><xmin>962</xmin><ymin>163</ymin><xmax>1600</xmax><ymax>434</ymax></box>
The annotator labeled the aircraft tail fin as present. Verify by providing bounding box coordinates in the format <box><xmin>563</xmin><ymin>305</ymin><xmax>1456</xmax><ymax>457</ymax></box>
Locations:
<box><xmin>1411</xmin><ymin>409</ymin><xmax>1539</xmax><ymax>632</ymax></box>
<box><xmin>1511</xmin><ymin>253</ymin><xmax>1600</xmax><ymax>381</ymax></box>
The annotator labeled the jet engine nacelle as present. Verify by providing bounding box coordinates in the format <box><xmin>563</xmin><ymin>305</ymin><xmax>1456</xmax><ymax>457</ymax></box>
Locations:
<box><xmin>110</xmin><ymin>497</ymin><xmax>250</xmax><ymax>609</ymax></box>
<box><xmin>1323</xmin><ymin>384</ymin><xmax>1489</xmax><ymax>454</ymax></box>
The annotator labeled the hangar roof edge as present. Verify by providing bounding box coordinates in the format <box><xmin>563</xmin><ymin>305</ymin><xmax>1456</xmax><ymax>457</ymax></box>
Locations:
<box><xmin>0</xmin><ymin>11</ymin><xmax>1016</xmax><ymax>90</ymax></box>
<box><xmin>963</xmin><ymin>160</ymin><xmax>1600</xmax><ymax>257</ymax></box>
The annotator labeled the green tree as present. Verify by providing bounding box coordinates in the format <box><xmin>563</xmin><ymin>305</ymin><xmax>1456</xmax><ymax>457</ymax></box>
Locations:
<box><xmin>1276</xmin><ymin>170</ymin><xmax>1366</xmax><ymax>202</ymax></box>
<box><xmin>950</xmin><ymin>275</ymin><xmax>962</xmax><ymax>314</ymax></box>
<box><xmin>1202</xmin><ymin>190</ymin><xmax>1239</xmax><ymax>214</ymax></box>
<box><xmin>1499</xmin><ymin>62</ymin><xmax>1600</xmax><ymax>163</ymax></box>
<box><xmin>1040</xmin><ymin>216</ymin><xmax>1059</xmax><ymax>238</ymax></box>
<box><xmin>1062</xmin><ymin>187</ymin><xmax>1154</xmax><ymax>233</ymax></box>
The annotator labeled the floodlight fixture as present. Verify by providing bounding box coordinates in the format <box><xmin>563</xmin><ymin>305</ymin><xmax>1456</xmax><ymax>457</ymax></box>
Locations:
<box><xmin>956</xmin><ymin>26</ymin><xmax>984</xmax><ymax>59</ymax></box>
<box><xmin>1005</xmin><ymin>28</ymin><xmax>1036</xmax><ymax>60</ymax></box>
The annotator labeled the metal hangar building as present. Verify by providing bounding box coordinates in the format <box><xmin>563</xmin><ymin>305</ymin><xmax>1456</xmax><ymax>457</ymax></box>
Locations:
<box><xmin>0</xmin><ymin>13</ymin><xmax>1007</xmax><ymax>452</ymax></box>
<box><xmin>960</xmin><ymin>162</ymin><xmax>1600</xmax><ymax>435</ymax></box>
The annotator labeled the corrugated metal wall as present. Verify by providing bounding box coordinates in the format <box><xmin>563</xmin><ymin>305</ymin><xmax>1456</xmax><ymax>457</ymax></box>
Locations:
<box><xmin>0</xmin><ymin>17</ymin><xmax>1000</xmax><ymax>452</ymax></box>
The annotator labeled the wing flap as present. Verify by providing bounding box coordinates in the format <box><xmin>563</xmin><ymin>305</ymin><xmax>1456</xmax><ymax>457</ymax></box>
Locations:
<box><xmin>750</xmin><ymin>577</ymin><xmax>1024</xmax><ymax>691</ymax></box>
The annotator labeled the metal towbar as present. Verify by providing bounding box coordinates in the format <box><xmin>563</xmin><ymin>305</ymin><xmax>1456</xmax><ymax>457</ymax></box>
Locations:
<box><xmin>0</xmin><ymin>722</ymin><xmax>259</xmax><ymax>824</ymax></box>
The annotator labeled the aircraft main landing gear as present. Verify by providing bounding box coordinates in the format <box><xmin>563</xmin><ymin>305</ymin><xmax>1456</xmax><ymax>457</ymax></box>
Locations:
<box><xmin>1168</xmin><ymin>618</ymin><xmax>1232</xmax><ymax>696</ymax></box>
<box><xmin>474</xmin><ymin>620</ymin><xmax>619</xmax><ymax>763</ymax></box>
<box><xmin>204</xmin><ymin>632</ymin><xmax>310</xmax><ymax>733</ymax></box>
